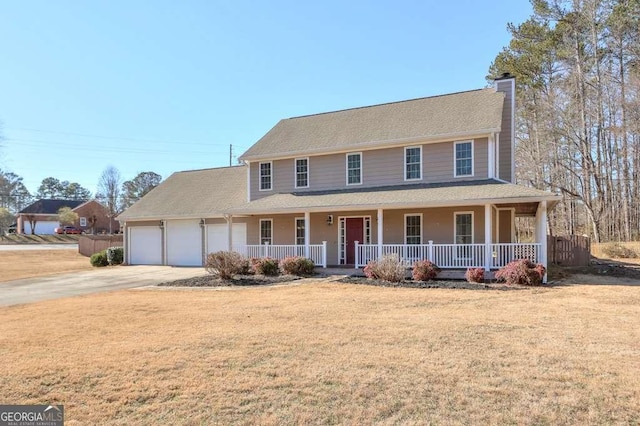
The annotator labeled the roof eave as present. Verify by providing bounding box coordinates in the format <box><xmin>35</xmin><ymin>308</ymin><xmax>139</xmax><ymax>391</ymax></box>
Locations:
<box><xmin>224</xmin><ymin>194</ymin><xmax>562</xmax><ymax>216</ymax></box>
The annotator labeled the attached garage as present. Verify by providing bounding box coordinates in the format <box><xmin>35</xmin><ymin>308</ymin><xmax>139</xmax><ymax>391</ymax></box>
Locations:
<box><xmin>129</xmin><ymin>226</ymin><xmax>162</xmax><ymax>265</ymax></box>
<box><xmin>206</xmin><ymin>223</ymin><xmax>246</xmax><ymax>254</ymax></box>
<box><xmin>166</xmin><ymin>219</ymin><xmax>203</xmax><ymax>266</ymax></box>
<box><xmin>24</xmin><ymin>220</ymin><xmax>59</xmax><ymax>235</ymax></box>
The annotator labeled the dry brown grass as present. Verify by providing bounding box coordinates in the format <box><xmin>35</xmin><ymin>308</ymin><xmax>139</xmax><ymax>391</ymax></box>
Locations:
<box><xmin>0</xmin><ymin>282</ymin><xmax>639</xmax><ymax>424</ymax></box>
<box><xmin>0</xmin><ymin>250</ymin><xmax>92</xmax><ymax>282</ymax></box>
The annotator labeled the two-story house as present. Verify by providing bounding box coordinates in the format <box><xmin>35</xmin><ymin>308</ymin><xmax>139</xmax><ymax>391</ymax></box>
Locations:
<box><xmin>118</xmin><ymin>74</ymin><xmax>560</xmax><ymax>279</ymax></box>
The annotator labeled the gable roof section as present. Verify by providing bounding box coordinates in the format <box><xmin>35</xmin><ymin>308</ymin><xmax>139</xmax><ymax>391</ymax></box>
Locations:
<box><xmin>19</xmin><ymin>199</ymin><xmax>86</xmax><ymax>214</ymax></box>
<box><xmin>117</xmin><ymin>166</ymin><xmax>247</xmax><ymax>221</ymax></box>
<box><xmin>226</xmin><ymin>180</ymin><xmax>560</xmax><ymax>214</ymax></box>
<box><xmin>240</xmin><ymin>88</ymin><xmax>505</xmax><ymax>161</ymax></box>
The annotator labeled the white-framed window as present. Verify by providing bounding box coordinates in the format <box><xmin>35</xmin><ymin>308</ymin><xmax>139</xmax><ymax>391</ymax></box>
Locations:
<box><xmin>259</xmin><ymin>161</ymin><xmax>272</xmax><ymax>191</ymax></box>
<box><xmin>295</xmin><ymin>217</ymin><xmax>305</xmax><ymax>245</ymax></box>
<box><xmin>346</xmin><ymin>153</ymin><xmax>362</xmax><ymax>185</ymax></box>
<box><xmin>295</xmin><ymin>158</ymin><xmax>309</xmax><ymax>188</ymax></box>
<box><xmin>454</xmin><ymin>140</ymin><xmax>474</xmax><ymax>177</ymax></box>
<box><xmin>404</xmin><ymin>146</ymin><xmax>422</xmax><ymax>181</ymax></box>
<box><xmin>79</xmin><ymin>217</ymin><xmax>87</xmax><ymax>227</ymax></box>
<box><xmin>404</xmin><ymin>214</ymin><xmax>422</xmax><ymax>245</ymax></box>
<box><xmin>454</xmin><ymin>212</ymin><xmax>474</xmax><ymax>244</ymax></box>
<box><xmin>260</xmin><ymin>219</ymin><xmax>273</xmax><ymax>244</ymax></box>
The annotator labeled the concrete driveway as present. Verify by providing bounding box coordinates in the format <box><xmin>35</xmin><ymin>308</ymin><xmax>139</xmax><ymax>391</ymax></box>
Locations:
<box><xmin>0</xmin><ymin>244</ymin><xmax>79</xmax><ymax>251</ymax></box>
<box><xmin>0</xmin><ymin>266</ymin><xmax>206</xmax><ymax>307</ymax></box>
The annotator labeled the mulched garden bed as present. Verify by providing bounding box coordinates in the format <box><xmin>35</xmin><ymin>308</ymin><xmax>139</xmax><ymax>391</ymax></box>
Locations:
<box><xmin>159</xmin><ymin>274</ymin><xmax>302</xmax><ymax>287</ymax></box>
<box><xmin>338</xmin><ymin>276</ymin><xmax>528</xmax><ymax>290</ymax></box>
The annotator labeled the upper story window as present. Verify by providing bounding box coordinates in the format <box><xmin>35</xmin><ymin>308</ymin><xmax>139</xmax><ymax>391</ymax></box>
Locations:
<box><xmin>259</xmin><ymin>161</ymin><xmax>272</xmax><ymax>191</ymax></box>
<box><xmin>346</xmin><ymin>153</ymin><xmax>362</xmax><ymax>185</ymax></box>
<box><xmin>295</xmin><ymin>158</ymin><xmax>309</xmax><ymax>188</ymax></box>
<box><xmin>454</xmin><ymin>141</ymin><xmax>474</xmax><ymax>177</ymax></box>
<box><xmin>405</xmin><ymin>146</ymin><xmax>422</xmax><ymax>181</ymax></box>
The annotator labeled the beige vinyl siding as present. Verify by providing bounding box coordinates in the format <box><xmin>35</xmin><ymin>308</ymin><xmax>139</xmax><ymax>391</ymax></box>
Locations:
<box><xmin>496</xmin><ymin>80</ymin><xmax>514</xmax><ymax>182</ymax></box>
<box><xmin>382</xmin><ymin>206</ymin><xmax>486</xmax><ymax>244</ymax></box>
<box><xmin>249</xmin><ymin>138</ymin><xmax>490</xmax><ymax>200</ymax></box>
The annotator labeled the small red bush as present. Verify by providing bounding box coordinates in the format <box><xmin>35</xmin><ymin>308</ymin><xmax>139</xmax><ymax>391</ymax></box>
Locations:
<box><xmin>251</xmin><ymin>257</ymin><xmax>280</xmax><ymax>276</ymax></box>
<box><xmin>412</xmin><ymin>260</ymin><xmax>440</xmax><ymax>281</ymax></box>
<box><xmin>495</xmin><ymin>259</ymin><xmax>546</xmax><ymax>286</ymax></box>
<box><xmin>279</xmin><ymin>256</ymin><xmax>315</xmax><ymax>276</ymax></box>
<box><xmin>465</xmin><ymin>267</ymin><xmax>485</xmax><ymax>283</ymax></box>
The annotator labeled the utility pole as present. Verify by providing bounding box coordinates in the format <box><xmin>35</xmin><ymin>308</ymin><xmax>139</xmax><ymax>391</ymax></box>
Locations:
<box><xmin>229</xmin><ymin>144</ymin><xmax>232</xmax><ymax>167</ymax></box>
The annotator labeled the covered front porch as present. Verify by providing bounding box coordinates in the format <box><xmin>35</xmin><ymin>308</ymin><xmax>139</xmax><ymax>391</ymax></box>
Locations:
<box><xmin>231</xmin><ymin>200</ymin><xmax>550</xmax><ymax>277</ymax></box>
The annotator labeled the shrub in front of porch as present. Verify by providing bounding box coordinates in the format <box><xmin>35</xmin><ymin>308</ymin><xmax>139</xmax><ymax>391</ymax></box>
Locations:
<box><xmin>364</xmin><ymin>254</ymin><xmax>405</xmax><ymax>283</ymax></box>
<box><xmin>495</xmin><ymin>259</ymin><xmax>546</xmax><ymax>286</ymax></box>
<box><xmin>280</xmin><ymin>256</ymin><xmax>315</xmax><ymax>276</ymax></box>
<box><xmin>412</xmin><ymin>260</ymin><xmax>440</xmax><ymax>282</ymax></box>
<box><xmin>206</xmin><ymin>251</ymin><xmax>247</xmax><ymax>279</ymax></box>
<box><xmin>252</xmin><ymin>257</ymin><xmax>280</xmax><ymax>276</ymax></box>
<box><xmin>465</xmin><ymin>267</ymin><xmax>485</xmax><ymax>283</ymax></box>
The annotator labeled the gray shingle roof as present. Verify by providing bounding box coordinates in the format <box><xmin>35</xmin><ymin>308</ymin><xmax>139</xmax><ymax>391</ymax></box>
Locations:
<box><xmin>117</xmin><ymin>166</ymin><xmax>246</xmax><ymax>220</ymax></box>
<box><xmin>19</xmin><ymin>199</ymin><xmax>86</xmax><ymax>214</ymax></box>
<box><xmin>240</xmin><ymin>88</ymin><xmax>505</xmax><ymax>161</ymax></box>
<box><xmin>227</xmin><ymin>180</ymin><xmax>560</xmax><ymax>214</ymax></box>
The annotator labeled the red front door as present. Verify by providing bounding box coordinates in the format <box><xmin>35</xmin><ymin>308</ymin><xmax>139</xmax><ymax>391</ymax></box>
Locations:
<box><xmin>345</xmin><ymin>218</ymin><xmax>364</xmax><ymax>264</ymax></box>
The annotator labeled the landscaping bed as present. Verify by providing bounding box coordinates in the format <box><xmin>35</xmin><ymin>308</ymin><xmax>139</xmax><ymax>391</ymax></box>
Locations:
<box><xmin>338</xmin><ymin>276</ymin><xmax>525</xmax><ymax>290</ymax></box>
<box><xmin>158</xmin><ymin>274</ymin><xmax>302</xmax><ymax>287</ymax></box>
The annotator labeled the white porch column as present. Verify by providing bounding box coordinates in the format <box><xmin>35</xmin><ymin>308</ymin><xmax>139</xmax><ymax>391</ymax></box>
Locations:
<box><xmin>377</xmin><ymin>208</ymin><xmax>383</xmax><ymax>259</ymax></box>
<box><xmin>484</xmin><ymin>204</ymin><xmax>492</xmax><ymax>271</ymax></box>
<box><xmin>535</xmin><ymin>200</ymin><xmax>548</xmax><ymax>283</ymax></box>
<box><xmin>304</xmin><ymin>211</ymin><xmax>310</xmax><ymax>258</ymax></box>
<box><xmin>488</xmin><ymin>133</ymin><xmax>496</xmax><ymax>178</ymax></box>
<box><xmin>225</xmin><ymin>214</ymin><xmax>233</xmax><ymax>251</ymax></box>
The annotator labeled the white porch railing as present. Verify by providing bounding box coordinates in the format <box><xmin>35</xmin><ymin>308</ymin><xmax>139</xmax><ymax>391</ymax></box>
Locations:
<box><xmin>233</xmin><ymin>242</ymin><xmax>327</xmax><ymax>268</ymax></box>
<box><xmin>355</xmin><ymin>241</ymin><xmax>541</xmax><ymax>269</ymax></box>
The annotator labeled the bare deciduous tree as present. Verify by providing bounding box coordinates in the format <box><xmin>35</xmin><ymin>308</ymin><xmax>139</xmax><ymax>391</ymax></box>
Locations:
<box><xmin>96</xmin><ymin>166</ymin><xmax>122</xmax><ymax>234</ymax></box>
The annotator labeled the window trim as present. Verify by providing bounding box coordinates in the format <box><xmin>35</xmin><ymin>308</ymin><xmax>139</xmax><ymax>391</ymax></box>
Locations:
<box><xmin>259</xmin><ymin>161</ymin><xmax>273</xmax><ymax>191</ymax></box>
<box><xmin>404</xmin><ymin>146</ymin><xmax>422</xmax><ymax>181</ymax></box>
<box><xmin>294</xmin><ymin>217</ymin><xmax>305</xmax><ymax>245</ymax></box>
<box><xmin>404</xmin><ymin>213</ymin><xmax>423</xmax><ymax>245</ymax></box>
<box><xmin>294</xmin><ymin>157</ymin><xmax>309</xmax><ymax>189</ymax></box>
<box><xmin>345</xmin><ymin>152</ymin><xmax>363</xmax><ymax>186</ymax></box>
<box><xmin>454</xmin><ymin>140</ymin><xmax>474</xmax><ymax>178</ymax></box>
<box><xmin>259</xmin><ymin>218</ymin><xmax>273</xmax><ymax>244</ymax></box>
<box><xmin>79</xmin><ymin>217</ymin><xmax>87</xmax><ymax>227</ymax></box>
<box><xmin>454</xmin><ymin>211</ymin><xmax>474</xmax><ymax>244</ymax></box>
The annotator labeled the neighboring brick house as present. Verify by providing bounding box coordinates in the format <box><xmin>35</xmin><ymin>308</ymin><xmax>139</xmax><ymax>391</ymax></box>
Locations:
<box><xmin>17</xmin><ymin>199</ymin><xmax>119</xmax><ymax>235</ymax></box>
<box><xmin>118</xmin><ymin>74</ymin><xmax>560</xmax><ymax>281</ymax></box>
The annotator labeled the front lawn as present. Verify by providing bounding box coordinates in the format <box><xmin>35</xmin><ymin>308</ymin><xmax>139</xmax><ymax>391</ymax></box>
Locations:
<box><xmin>0</xmin><ymin>249</ymin><xmax>93</xmax><ymax>282</ymax></box>
<box><xmin>0</xmin><ymin>282</ymin><xmax>638</xmax><ymax>424</ymax></box>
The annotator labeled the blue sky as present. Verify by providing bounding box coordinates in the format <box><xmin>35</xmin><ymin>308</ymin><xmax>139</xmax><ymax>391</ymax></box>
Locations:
<box><xmin>0</xmin><ymin>0</ymin><xmax>532</xmax><ymax>195</ymax></box>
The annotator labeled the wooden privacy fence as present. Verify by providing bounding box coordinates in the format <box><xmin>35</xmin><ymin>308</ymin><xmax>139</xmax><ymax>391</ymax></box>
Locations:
<box><xmin>79</xmin><ymin>235</ymin><xmax>123</xmax><ymax>257</ymax></box>
<box><xmin>548</xmin><ymin>235</ymin><xmax>591</xmax><ymax>266</ymax></box>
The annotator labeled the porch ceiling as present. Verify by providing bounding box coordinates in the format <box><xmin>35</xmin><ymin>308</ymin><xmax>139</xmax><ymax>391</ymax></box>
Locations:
<box><xmin>227</xmin><ymin>179</ymin><xmax>561</xmax><ymax>215</ymax></box>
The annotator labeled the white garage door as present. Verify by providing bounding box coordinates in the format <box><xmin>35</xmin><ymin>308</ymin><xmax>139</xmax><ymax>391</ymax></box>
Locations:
<box><xmin>207</xmin><ymin>223</ymin><xmax>246</xmax><ymax>254</ymax></box>
<box><xmin>166</xmin><ymin>219</ymin><xmax>202</xmax><ymax>266</ymax></box>
<box><xmin>24</xmin><ymin>220</ymin><xmax>59</xmax><ymax>235</ymax></box>
<box><xmin>129</xmin><ymin>226</ymin><xmax>162</xmax><ymax>265</ymax></box>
